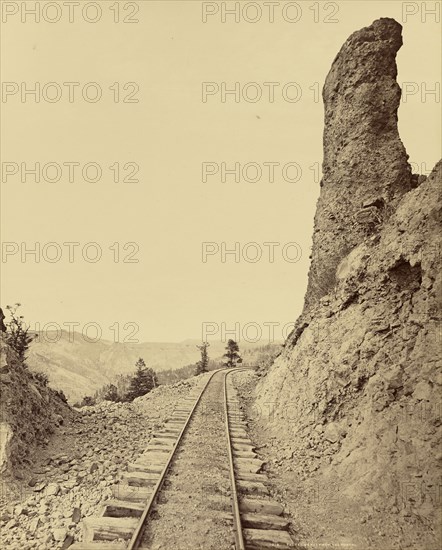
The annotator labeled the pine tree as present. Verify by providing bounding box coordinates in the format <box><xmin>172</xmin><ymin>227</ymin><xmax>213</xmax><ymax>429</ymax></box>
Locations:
<box><xmin>125</xmin><ymin>358</ymin><xmax>158</xmax><ymax>401</ymax></box>
<box><xmin>195</xmin><ymin>341</ymin><xmax>210</xmax><ymax>375</ymax></box>
<box><xmin>223</xmin><ymin>339</ymin><xmax>242</xmax><ymax>368</ymax></box>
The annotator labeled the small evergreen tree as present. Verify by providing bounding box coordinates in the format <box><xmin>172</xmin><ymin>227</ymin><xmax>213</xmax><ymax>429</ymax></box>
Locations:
<box><xmin>4</xmin><ymin>303</ymin><xmax>34</xmax><ymax>362</ymax></box>
<box><xmin>125</xmin><ymin>358</ymin><xmax>158</xmax><ymax>401</ymax></box>
<box><xmin>223</xmin><ymin>339</ymin><xmax>241</xmax><ymax>368</ymax></box>
<box><xmin>195</xmin><ymin>341</ymin><xmax>210</xmax><ymax>376</ymax></box>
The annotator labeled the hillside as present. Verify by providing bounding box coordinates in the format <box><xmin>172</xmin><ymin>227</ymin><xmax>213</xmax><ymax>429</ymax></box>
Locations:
<box><xmin>26</xmin><ymin>332</ymin><xmax>270</xmax><ymax>402</ymax></box>
<box><xmin>0</xmin><ymin>366</ymin><xmax>210</xmax><ymax>548</ymax></box>
<box><xmin>0</xmin><ymin>334</ymin><xmax>72</xmax><ymax>479</ymax></box>
<box><xmin>246</xmin><ymin>18</ymin><xmax>441</xmax><ymax>549</ymax></box>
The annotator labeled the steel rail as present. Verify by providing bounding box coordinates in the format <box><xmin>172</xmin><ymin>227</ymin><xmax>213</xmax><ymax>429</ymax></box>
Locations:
<box><xmin>224</xmin><ymin>368</ymin><xmax>253</xmax><ymax>550</ymax></box>
<box><xmin>127</xmin><ymin>366</ymin><xmax>253</xmax><ymax>549</ymax></box>
<box><xmin>127</xmin><ymin>367</ymin><xmax>245</xmax><ymax>549</ymax></box>
<box><xmin>126</xmin><ymin>368</ymin><xmax>222</xmax><ymax>549</ymax></box>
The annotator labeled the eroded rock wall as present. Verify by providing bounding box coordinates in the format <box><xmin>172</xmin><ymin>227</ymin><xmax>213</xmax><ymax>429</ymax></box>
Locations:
<box><xmin>305</xmin><ymin>18</ymin><xmax>414</xmax><ymax>309</ymax></box>
<box><xmin>255</xmin><ymin>17</ymin><xmax>441</xmax><ymax>545</ymax></box>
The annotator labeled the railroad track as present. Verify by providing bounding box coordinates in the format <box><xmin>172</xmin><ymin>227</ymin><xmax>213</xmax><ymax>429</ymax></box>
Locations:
<box><xmin>70</xmin><ymin>368</ymin><xmax>294</xmax><ymax>550</ymax></box>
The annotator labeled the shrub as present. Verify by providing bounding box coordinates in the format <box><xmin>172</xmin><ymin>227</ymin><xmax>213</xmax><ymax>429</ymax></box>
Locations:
<box><xmin>102</xmin><ymin>384</ymin><xmax>119</xmax><ymax>402</ymax></box>
<box><xmin>4</xmin><ymin>303</ymin><xmax>34</xmax><ymax>362</ymax></box>
<box><xmin>33</xmin><ymin>371</ymin><xmax>49</xmax><ymax>386</ymax></box>
<box><xmin>55</xmin><ymin>389</ymin><xmax>68</xmax><ymax>404</ymax></box>
<box><xmin>80</xmin><ymin>396</ymin><xmax>96</xmax><ymax>407</ymax></box>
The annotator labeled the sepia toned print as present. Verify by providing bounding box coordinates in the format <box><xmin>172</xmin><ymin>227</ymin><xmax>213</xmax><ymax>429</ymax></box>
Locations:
<box><xmin>0</xmin><ymin>1</ymin><xmax>440</xmax><ymax>549</ymax></box>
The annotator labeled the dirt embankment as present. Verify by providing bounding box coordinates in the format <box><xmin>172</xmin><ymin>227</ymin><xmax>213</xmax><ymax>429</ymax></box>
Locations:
<box><xmin>0</xmin><ymin>335</ymin><xmax>73</xmax><ymax>479</ymax></box>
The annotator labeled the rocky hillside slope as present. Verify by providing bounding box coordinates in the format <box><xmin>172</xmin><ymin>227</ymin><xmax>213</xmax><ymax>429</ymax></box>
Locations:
<box><xmin>0</xmin><ymin>335</ymin><xmax>72</xmax><ymax>479</ymax></box>
<box><xmin>254</xmin><ymin>18</ymin><xmax>441</xmax><ymax>548</ymax></box>
<box><xmin>0</xmin><ymin>374</ymin><xmax>208</xmax><ymax>549</ymax></box>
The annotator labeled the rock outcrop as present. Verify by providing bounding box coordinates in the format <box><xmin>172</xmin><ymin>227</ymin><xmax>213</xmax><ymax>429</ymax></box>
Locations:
<box><xmin>306</xmin><ymin>18</ymin><xmax>414</xmax><ymax>309</ymax></box>
<box><xmin>254</xmin><ymin>18</ymin><xmax>441</xmax><ymax>547</ymax></box>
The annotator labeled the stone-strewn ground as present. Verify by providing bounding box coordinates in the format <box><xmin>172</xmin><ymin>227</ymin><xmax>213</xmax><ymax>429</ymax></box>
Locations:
<box><xmin>0</xmin><ymin>375</ymin><xmax>209</xmax><ymax>549</ymax></box>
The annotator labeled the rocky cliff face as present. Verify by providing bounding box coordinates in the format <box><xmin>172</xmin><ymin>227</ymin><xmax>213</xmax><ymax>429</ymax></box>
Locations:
<box><xmin>306</xmin><ymin>18</ymin><xmax>415</xmax><ymax>309</ymax></box>
<box><xmin>255</xmin><ymin>18</ymin><xmax>441</xmax><ymax>546</ymax></box>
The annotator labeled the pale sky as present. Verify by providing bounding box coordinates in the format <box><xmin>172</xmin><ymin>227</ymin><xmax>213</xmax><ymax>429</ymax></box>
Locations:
<box><xmin>1</xmin><ymin>0</ymin><xmax>440</xmax><ymax>343</ymax></box>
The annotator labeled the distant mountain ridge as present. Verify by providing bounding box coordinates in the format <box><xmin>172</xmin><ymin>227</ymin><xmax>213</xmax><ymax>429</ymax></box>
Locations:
<box><xmin>26</xmin><ymin>331</ymin><xmax>270</xmax><ymax>402</ymax></box>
